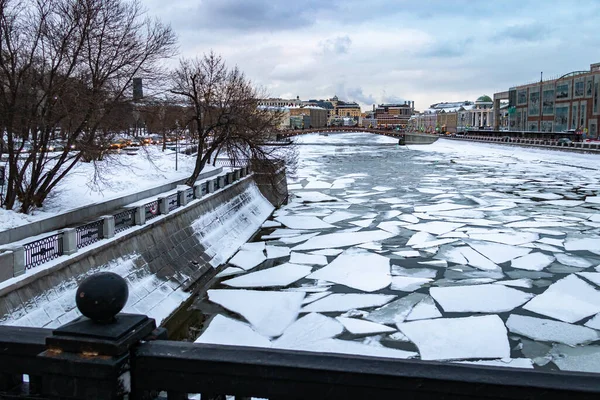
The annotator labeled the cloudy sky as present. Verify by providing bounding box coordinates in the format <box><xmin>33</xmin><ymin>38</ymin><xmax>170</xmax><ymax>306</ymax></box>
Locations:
<box><xmin>145</xmin><ymin>0</ymin><xmax>600</xmax><ymax>111</ymax></box>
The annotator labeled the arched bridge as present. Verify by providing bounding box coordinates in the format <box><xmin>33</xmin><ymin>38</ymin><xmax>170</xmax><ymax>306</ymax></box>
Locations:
<box><xmin>280</xmin><ymin>127</ymin><xmax>404</xmax><ymax>138</ymax></box>
<box><xmin>278</xmin><ymin>127</ymin><xmax>439</xmax><ymax>145</ymax></box>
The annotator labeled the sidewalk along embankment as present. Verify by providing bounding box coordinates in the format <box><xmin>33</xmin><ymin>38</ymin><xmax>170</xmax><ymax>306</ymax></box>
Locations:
<box><xmin>0</xmin><ymin>167</ymin><xmax>287</xmax><ymax>330</ymax></box>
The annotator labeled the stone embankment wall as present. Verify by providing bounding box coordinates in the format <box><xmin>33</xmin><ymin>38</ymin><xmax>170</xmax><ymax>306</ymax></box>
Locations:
<box><xmin>0</xmin><ymin>170</ymin><xmax>285</xmax><ymax>328</ymax></box>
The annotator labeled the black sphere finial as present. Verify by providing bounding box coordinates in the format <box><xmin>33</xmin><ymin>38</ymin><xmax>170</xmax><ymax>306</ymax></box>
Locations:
<box><xmin>75</xmin><ymin>272</ymin><xmax>129</xmax><ymax>323</ymax></box>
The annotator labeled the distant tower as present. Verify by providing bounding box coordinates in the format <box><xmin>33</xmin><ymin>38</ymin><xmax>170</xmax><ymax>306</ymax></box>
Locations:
<box><xmin>133</xmin><ymin>78</ymin><xmax>143</xmax><ymax>101</ymax></box>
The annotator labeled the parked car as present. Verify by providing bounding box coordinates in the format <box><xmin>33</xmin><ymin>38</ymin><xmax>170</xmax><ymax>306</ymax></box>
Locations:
<box><xmin>557</xmin><ymin>138</ymin><xmax>572</xmax><ymax>145</ymax></box>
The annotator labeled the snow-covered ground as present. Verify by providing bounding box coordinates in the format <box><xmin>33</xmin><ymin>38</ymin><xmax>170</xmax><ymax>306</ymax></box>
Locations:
<box><xmin>194</xmin><ymin>133</ymin><xmax>600</xmax><ymax>374</ymax></box>
<box><xmin>0</xmin><ymin>147</ymin><xmax>213</xmax><ymax>231</ymax></box>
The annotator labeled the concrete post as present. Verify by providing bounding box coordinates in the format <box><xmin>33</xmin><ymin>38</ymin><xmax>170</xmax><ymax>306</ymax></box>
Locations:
<box><xmin>63</xmin><ymin>228</ymin><xmax>78</xmax><ymax>256</ymax></box>
<box><xmin>240</xmin><ymin>167</ymin><xmax>246</xmax><ymax>177</ymax></box>
<box><xmin>216</xmin><ymin>176</ymin><xmax>223</xmax><ymax>189</ymax></box>
<box><xmin>194</xmin><ymin>184</ymin><xmax>203</xmax><ymax>199</ymax></box>
<box><xmin>233</xmin><ymin>169</ymin><xmax>240</xmax><ymax>181</ymax></box>
<box><xmin>102</xmin><ymin>216</ymin><xmax>115</xmax><ymax>239</ymax></box>
<box><xmin>12</xmin><ymin>247</ymin><xmax>24</xmax><ymax>277</ymax></box>
<box><xmin>207</xmin><ymin>179</ymin><xmax>215</xmax><ymax>193</ymax></box>
<box><xmin>158</xmin><ymin>196</ymin><xmax>169</xmax><ymax>215</ymax></box>
<box><xmin>0</xmin><ymin>251</ymin><xmax>14</xmax><ymax>282</ymax></box>
<box><xmin>134</xmin><ymin>205</ymin><xmax>146</xmax><ymax>226</ymax></box>
<box><xmin>178</xmin><ymin>189</ymin><xmax>188</xmax><ymax>207</ymax></box>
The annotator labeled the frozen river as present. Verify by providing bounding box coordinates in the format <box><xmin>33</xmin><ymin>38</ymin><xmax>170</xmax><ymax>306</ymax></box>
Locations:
<box><xmin>193</xmin><ymin>133</ymin><xmax>600</xmax><ymax>373</ymax></box>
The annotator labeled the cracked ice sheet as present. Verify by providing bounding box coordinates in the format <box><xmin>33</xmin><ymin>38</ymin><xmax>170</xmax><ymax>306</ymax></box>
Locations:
<box><xmin>413</xmin><ymin>203</ymin><xmax>472</xmax><ymax>213</ymax></box>
<box><xmin>302</xmin><ymin>294</ymin><xmax>396</xmax><ymax>313</ymax></box>
<box><xmin>463</xmin><ymin>240</ymin><xmax>531</xmax><ymax>264</ymax></box>
<box><xmin>390</xmin><ymin>276</ymin><xmax>432</xmax><ymax>292</ymax></box>
<box><xmin>458</xmin><ymin>247</ymin><xmax>500</xmax><ymax>271</ymax></box>
<box><xmin>336</xmin><ymin>317</ymin><xmax>396</xmax><ymax>335</ymax></box>
<box><xmin>289</xmin><ymin>252</ymin><xmax>328</xmax><ymax>266</ymax></box>
<box><xmin>294</xmin><ymin>191</ymin><xmax>339</xmax><ymax>203</ymax></box>
<box><xmin>279</xmin><ymin>232</ymin><xmax>321</xmax><ymax>244</ymax></box>
<box><xmin>306</xmin><ymin>250</ymin><xmax>391</xmax><ymax>292</ymax></box>
<box><xmin>221</xmin><ymin>263</ymin><xmax>312</xmax><ymax>288</ymax></box>
<box><xmin>511</xmin><ymin>253</ymin><xmax>555</xmax><ymax>271</ymax></box>
<box><xmin>430</xmin><ymin>284</ymin><xmax>533</xmax><ymax>313</ymax></box>
<box><xmin>293</xmin><ymin>230</ymin><xmax>395</xmax><ymax>251</ymax></box>
<box><xmin>564</xmin><ymin>238</ymin><xmax>600</xmax><ymax>252</ymax></box>
<box><xmin>207</xmin><ymin>289</ymin><xmax>305</xmax><ymax>337</ymax></box>
<box><xmin>366</xmin><ymin>293</ymin><xmax>427</xmax><ymax>325</ymax></box>
<box><xmin>292</xmin><ymin>338</ymin><xmax>417</xmax><ymax>360</ymax></box>
<box><xmin>523</xmin><ymin>274</ymin><xmax>600</xmax><ymax>323</ymax></box>
<box><xmin>195</xmin><ymin>315</ymin><xmax>271</xmax><ymax>348</ymax></box>
<box><xmin>405</xmin><ymin>296</ymin><xmax>442</xmax><ymax>321</ymax></box>
<box><xmin>398</xmin><ymin>315</ymin><xmax>510</xmax><ymax>361</ymax></box>
<box><xmin>273</xmin><ymin>313</ymin><xmax>343</xmax><ymax>348</ymax></box>
<box><xmin>555</xmin><ymin>253</ymin><xmax>592</xmax><ymax>268</ymax></box>
<box><xmin>229</xmin><ymin>250</ymin><xmax>266</xmax><ymax>271</ymax></box>
<box><xmin>550</xmin><ymin>344</ymin><xmax>600</xmax><ymax>373</ymax></box>
<box><xmin>406</xmin><ymin>221</ymin><xmax>464</xmax><ymax>235</ymax></box>
<box><xmin>275</xmin><ymin>216</ymin><xmax>334</xmax><ymax>230</ymax></box>
<box><xmin>506</xmin><ymin>314</ymin><xmax>600</xmax><ymax>347</ymax></box>
<box><xmin>266</xmin><ymin>245</ymin><xmax>291</xmax><ymax>259</ymax></box>
<box><xmin>323</xmin><ymin>211</ymin><xmax>358</xmax><ymax>224</ymax></box>
<box><xmin>468</xmin><ymin>231</ymin><xmax>539</xmax><ymax>246</ymax></box>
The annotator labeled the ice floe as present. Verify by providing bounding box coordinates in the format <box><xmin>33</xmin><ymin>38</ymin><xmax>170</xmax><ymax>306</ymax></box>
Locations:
<box><xmin>555</xmin><ymin>253</ymin><xmax>592</xmax><ymax>268</ymax></box>
<box><xmin>511</xmin><ymin>253</ymin><xmax>556</xmax><ymax>271</ymax></box>
<box><xmin>273</xmin><ymin>313</ymin><xmax>343</xmax><ymax>348</ymax></box>
<box><xmin>221</xmin><ymin>263</ymin><xmax>312</xmax><ymax>288</ymax></box>
<box><xmin>464</xmin><ymin>240</ymin><xmax>531</xmax><ymax>264</ymax></box>
<box><xmin>295</xmin><ymin>192</ymin><xmax>339</xmax><ymax>203</ymax></box>
<box><xmin>564</xmin><ymin>237</ymin><xmax>600</xmax><ymax>252</ymax></box>
<box><xmin>456</xmin><ymin>359</ymin><xmax>533</xmax><ymax>369</ymax></box>
<box><xmin>523</xmin><ymin>274</ymin><xmax>600</xmax><ymax>323</ymax></box>
<box><xmin>302</xmin><ymin>294</ymin><xmax>396</xmax><ymax>313</ymax></box>
<box><xmin>290</xmin><ymin>252</ymin><xmax>328</xmax><ymax>266</ymax></box>
<box><xmin>392</xmin><ymin>250</ymin><xmax>421</xmax><ymax>258</ymax></box>
<box><xmin>229</xmin><ymin>250</ymin><xmax>266</xmax><ymax>271</ymax></box>
<box><xmin>208</xmin><ymin>289</ymin><xmax>305</xmax><ymax>337</ymax></box>
<box><xmin>406</xmin><ymin>221</ymin><xmax>465</xmax><ymax>235</ymax></box>
<box><xmin>405</xmin><ymin>296</ymin><xmax>442</xmax><ymax>321</ymax></box>
<box><xmin>195</xmin><ymin>315</ymin><xmax>271</xmax><ymax>348</ymax></box>
<box><xmin>398</xmin><ymin>315</ymin><xmax>510</xmax><ymax>361</ymax></box>
<box><xmin>293</xmin><ymin>230</ymin><xmax>395</xmax><ymax>251</ymax></box>
<box><xmin>276</xmin><ymin>216</ymin><xmax>334</xmax><ymax>230</ymax></box>
<box><xmin>366</xmin><ymin>293</ymin><xmax>427</xmax><ymax>325</ymax></box>
<box><xmin>430</xmin><ymin>284</ymin><xmax>533</xmax><ymax>313</ymax></box>
<box><xmin>468</xmin><ymin>231</ymin><xmax>539</xmax><ymax>246</ymax></box>
<box><xmin>506</xmin><ymin>314</ymin><xmax>600</xmax><ymax>346</ymax></box>
<box><xmin>266</xmin><ymin>245</ymin><xmax>291</xmax><ymax>259</ymax></box>
<box><xmin>550</xmin><ymin>344</ymin><xmax>600</xmax><ymax>373</ymax></box>
<box><xmin>306</xmin><ymin>251</ymin><xmax>391</xmax><ymax>292</ymax></box>
<box><xmin>390</xmin><ymin>276</ymin><xmax>432</xmax><ymax>292</ymax></box>
<box><xmin>336</xmin><ymin>317</ymin><xmax>396</xmax><ymax>335</ymax></box>
<box><xmin>215</xmin><ymin>267</ymin><xmax>245</xmax><ymax>278</ymax></box>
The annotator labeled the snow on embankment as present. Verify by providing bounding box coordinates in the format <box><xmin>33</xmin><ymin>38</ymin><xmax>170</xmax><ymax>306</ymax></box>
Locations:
<box><xmin>0</xmin><ymin>179</ymin><xmax>275</xmax><ymax>329</ymax></box>
<box><xmin>192</xmin><ymin>182</ymin><xmax>275</xmax><ymax>268</ymax></box>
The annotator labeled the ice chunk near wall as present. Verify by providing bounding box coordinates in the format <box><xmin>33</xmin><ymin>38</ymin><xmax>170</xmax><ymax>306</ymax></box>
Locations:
<box><xmin>550</xmin><ymin>344</ymin><xmax>600</xmax><ymax>373</ymax></box>
<box><xmin>506</xmin><ymin>314</ymin><xmax>600</xmax><ymax>347</ymax></box>
<box><xmin>306</xmin><ymin>250</ymin><xmax>391</xmax><ymax>292</ymax></box>
<box><xmin>276</xmin><ymin>216</ymin><xmax>334</xmax><ymax>230</ymax></box>
<box><xmin>273</xmin><ymin>313</ymin><xmax>344</xmax><ymax>348</ymax></box>
<box><xmin>398</xmin><ymin>315</ymin><xmax>510</xmax><ymax>361</ymax></box>
<box><xmin>290</xmin><ymin>252</ymin><xmax>328</xmax><ymax>266</ymax></box>
<box><xmin>430</xmin><ymin>284</ymin><xmax>533</xmax><ymax>313</ymax></box>
<box><xmin>266</xmin><ymin>245</ymin><xmax>291</xmax><ymax>259</ymax></box>
<box><xmin>228</xmin><ymin>250</ymin><xmax>266</xmax><ymax>271</ymax></box>
<box><xmin>221</xmin><ymin>263</ymin><xmax>312</xmax><ymax>288</ymax></box>
<box><xmin>208</xmin><ymin>289</ymin><xmax>304</xmax><ymax>337</ymax></box>
<box><xmin>523</xmin><ymin>275</ymin><xmax>600</xmax><ymax>323</ymax></box>
<box><xmin>455</xmin><ymin>359</ymin><xmax>533</xmax><ymax>369</ymax></box>
<box><xmin>195</xmin><ymin>315</ymin><xmax>271</xmax><ymax>348</ymax></box>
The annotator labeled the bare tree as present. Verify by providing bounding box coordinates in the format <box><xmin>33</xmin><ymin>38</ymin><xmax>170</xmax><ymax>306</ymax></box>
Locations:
<box><xmin>170</xmin><ymin>52</ymin><xmax>293</xmax><ymax>187</ymax></box>
<box><xmin>0</xmin><ymin>0</ymin><xmax>176</xmax><ymax>213</ymax></box>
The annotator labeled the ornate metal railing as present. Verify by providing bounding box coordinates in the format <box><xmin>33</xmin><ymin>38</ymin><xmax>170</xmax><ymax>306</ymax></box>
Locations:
<box><xmin>23</xmin><ymin>233</ymin><xmax>63</xmax><ymax>269</ymax></box>
<box><xmin>75</xmin><ymin>220</ymin><xmax>103</xmax><ymax>249</ymax></box>
<box><xmin>113</xmin><ymin>209</ymin><xmax>135</xmax><ymax>234</ymax></box>
<box><xmin>167</xmin><ymin>194</ymin><xmax>179</xmax><ymax>212</ymax></box>
<box><xmin>185</xmin><ymin>188</ymin><xmax>194</xmax><ymax>202</ymax></box>
<box><xmin>144</xmin><ymin>200</ymin><xmax>160</xmax><ymax>221</ymax></box>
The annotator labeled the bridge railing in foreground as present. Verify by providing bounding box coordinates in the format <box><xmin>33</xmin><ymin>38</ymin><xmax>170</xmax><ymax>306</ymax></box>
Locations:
<box><xmin>1</xmin><ymin>274</ymin><xmax>600</xmax><ymax>400</ymax></box>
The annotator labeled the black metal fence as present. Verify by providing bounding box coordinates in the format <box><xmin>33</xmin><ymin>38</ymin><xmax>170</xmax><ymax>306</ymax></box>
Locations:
<box><xmin>166</xmin><ymin>193</ymin><xmax>179</xmax><ymax>212</ymax></box>
<box><xmin>113</xmin><ymin>209</ymin><xmax>135</xmax><ymax>234</ymax></box>
<box><xmin>75</xmin><ymin>220</ymin><xmax>103</xmax><ymax>249</ymax></box>
<box><xmin>23</xmin><ymin>233</ymin><xmax>63</xmax><ymax>269</ymax></box>
<box><xmin>11</xmin><ymin>165</ymin><xmax>248</xmax><ymax>273</ymax></box>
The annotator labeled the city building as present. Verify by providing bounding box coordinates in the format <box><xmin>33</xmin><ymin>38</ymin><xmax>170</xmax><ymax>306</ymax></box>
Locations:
<box><xmin>288</xmin><ymin>106</ymin><xmax>328</xmax><ymax>128</ymax></box>
<box><xmin>501</xmin><ymin>62</ymin><xmax>600</xmax><ymax>137</ymax></box>
<box><xmin>408</xmin><ymin>98</ymin><xmax>494</xmax><ymax>134</ymax></box>
<box><xmin>259</xmin><ymin>96</ymin><xmax>303</xmax><ymax>107</ymax></box>
<box><xmin>374</xmin><ymin>102</ymin><xmax>414</xmax><ymax>128</ymax></box>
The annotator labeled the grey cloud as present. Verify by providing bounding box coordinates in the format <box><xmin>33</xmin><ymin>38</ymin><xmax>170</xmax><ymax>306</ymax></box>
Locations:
<box><xmin>418</xmin><ymin>38</ymin><xmax>473</xmax><ymax>58</ymax></box>
<box><xmin>321</xmin><ymin>36</ymin><xmax>352</xmax><ymax>55</ymax></box>
<box><xmin>347</xmin><ymin>87</ymin><xmax>376</xmax><ymax>105</ymax></box>
<box><xmin>166</xmin><ymin>0</ymin><xmax>334</xmax><ymax>32</ymax></box>
<box><xmin>493</xmin><ymin>23</ymin><xmax>553</xmax><ymax>43</ymax></box>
